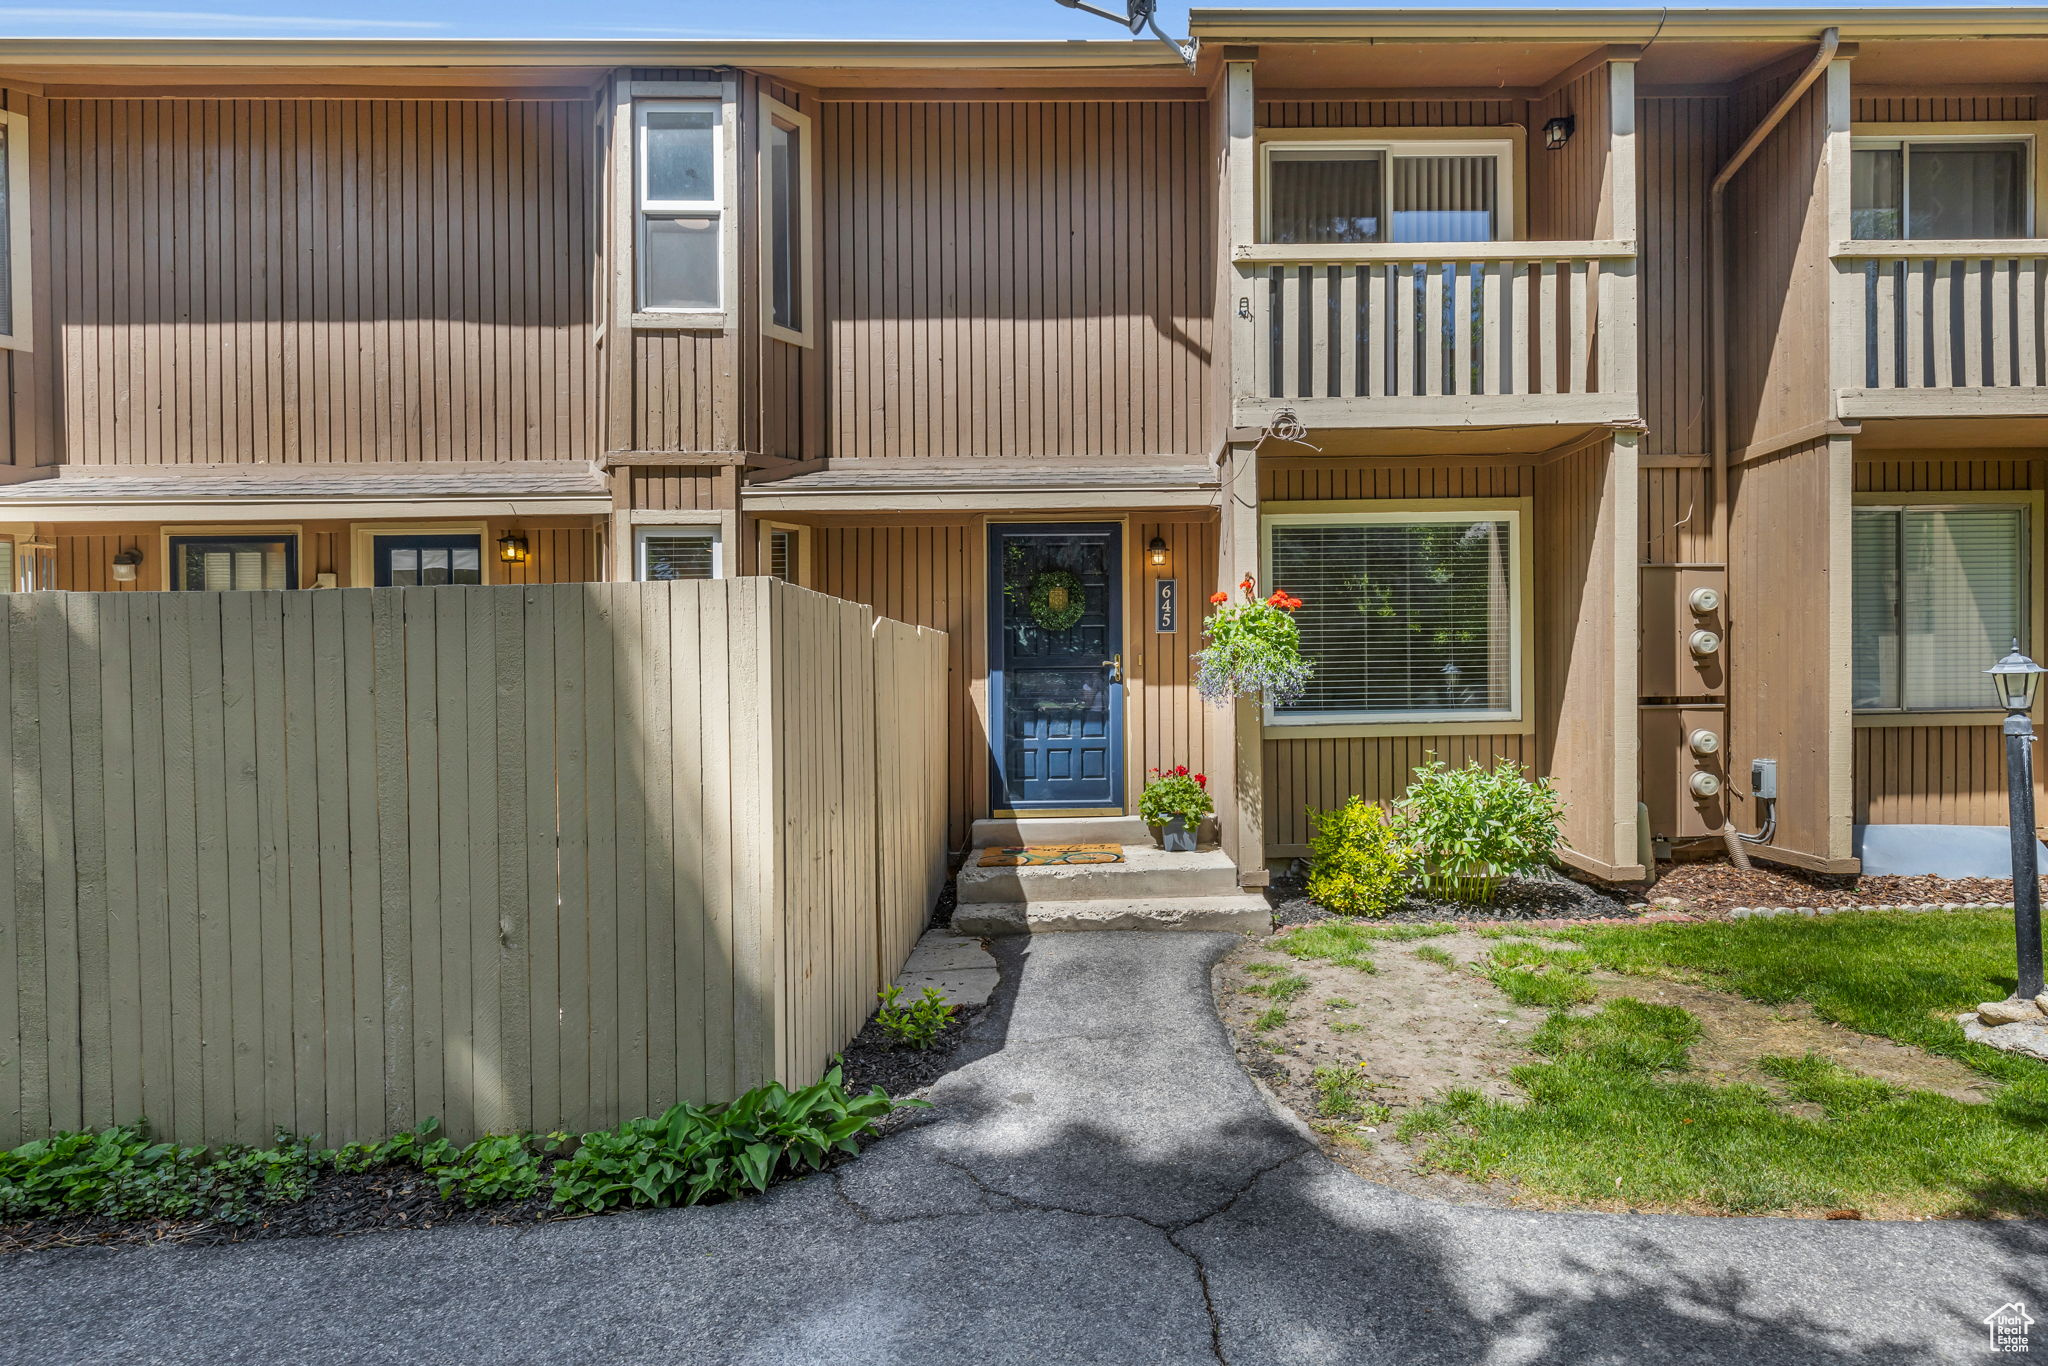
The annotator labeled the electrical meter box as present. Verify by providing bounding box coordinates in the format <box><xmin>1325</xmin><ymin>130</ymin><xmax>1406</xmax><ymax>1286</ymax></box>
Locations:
<box><xmin>1640</xmin><ymin>565</ymin><xmax>1727</xmax><ymax>698</ymax></box>
<box><xmin>1641</xmin><ymin>703</ymin><xmax>1728</xmax><ymax>838</ymax></box>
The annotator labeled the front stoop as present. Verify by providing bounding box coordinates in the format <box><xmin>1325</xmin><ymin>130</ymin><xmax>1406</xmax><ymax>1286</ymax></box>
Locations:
<box><xmin>953</xmin><ymin>844</ymin><xmax>1272</xmax><ymax>936</ymax></box>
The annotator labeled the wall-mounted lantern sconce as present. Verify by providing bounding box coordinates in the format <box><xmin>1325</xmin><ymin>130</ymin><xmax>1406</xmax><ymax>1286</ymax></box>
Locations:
<box><xmin>1543</xmin><ymin>115</ymin><xmax>1576</xmax><ymax>151</ymax></box>
<box><xmin>110</xmin><ymin>547</ymin><xmax>143</xmax><ymax>583</ymax></box>
<box><xmin>1148</xmin><ymin>535</ymin><xmax>1169</xmax><ymax>569</ymax></box>
<box><xmin>497</xmin><ymin>531</ymin><xmax>531</xmax><ymax>566</ymax></box>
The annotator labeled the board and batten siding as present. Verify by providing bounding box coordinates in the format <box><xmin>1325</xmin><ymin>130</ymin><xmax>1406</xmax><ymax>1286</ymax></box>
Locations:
<box><xmin>818</xmin><ymin>99</ymin><xmax>1213</xmax><ymax>461</ymax></box>
<box><xmin>0</xmin><ymin>579</ymin><xmax>947</xmax><ymax>1147</ymax></box>
<box><xmin>1851</xmin><ymin>451</ymin><xmax>2048</xmax><ymax>828</ymax></box>
<box><xmin>29</xmin><ymin>97</ymin><xmax>598</xmax><ymax>468</ymax></box>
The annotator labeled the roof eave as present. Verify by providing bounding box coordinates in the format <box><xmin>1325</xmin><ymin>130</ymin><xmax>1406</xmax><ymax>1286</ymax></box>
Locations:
<box><xmin>1186</xmin><ymin>7</ymin><xmax>2048</xmax><ymax>43</ymax></box>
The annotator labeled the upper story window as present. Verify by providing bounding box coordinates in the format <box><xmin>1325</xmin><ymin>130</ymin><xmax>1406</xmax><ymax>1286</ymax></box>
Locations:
<box><xmin>1852</xmin><ymin>136</ymin><xmax>2032</xmax><ymax>240</ymax></box>
<box><xmin>1261</xmin><ymin>140</ymin><xmax>1513</xmax><ymax>245</ymax></box>
<box><xmin>1853</xmin><ymin>503</ymin><xmax>2028</xmax><ymax>712</ymax></box>
<box><xmin>760</xmin><ymin>95</ymin><xmax>815</xmax><ymax>346</ymax></box>
<box><xmin>636</xmin><ymin>100</ymin><xmax>725</xmax><ymax>314</ymax></box>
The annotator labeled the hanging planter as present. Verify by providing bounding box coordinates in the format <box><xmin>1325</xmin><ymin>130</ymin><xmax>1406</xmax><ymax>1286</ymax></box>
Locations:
<box><xmin>1194</xmin><ymin>574</ymin><xmax>1313</xmax><ymax>705</ymax></box>
<box><xmin>1027</xmin><ymin>569</ymin><xmax>1087</xmax><ymax>632</ymax></box>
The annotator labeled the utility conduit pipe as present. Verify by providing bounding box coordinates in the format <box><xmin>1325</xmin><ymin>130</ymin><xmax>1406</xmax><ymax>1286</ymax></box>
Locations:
<box><xmin>1706</xmin><ymin>27</ymin><xmax>1839</xmax><ymax>870</ymax></box>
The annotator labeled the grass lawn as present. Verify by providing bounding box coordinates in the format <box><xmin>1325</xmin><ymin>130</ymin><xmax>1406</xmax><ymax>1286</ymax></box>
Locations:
<box><xmin>1376</xmin><ymin>911</ymin><xmax>2048</xmax><ymax>1218</ymax></box>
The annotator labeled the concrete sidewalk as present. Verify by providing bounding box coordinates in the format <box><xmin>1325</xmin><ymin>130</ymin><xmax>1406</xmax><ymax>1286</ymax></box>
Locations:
<box><xmin>10</xmin><ymin>934</ymin><xmax>2043</xmax><ymax>1365</ymax></box>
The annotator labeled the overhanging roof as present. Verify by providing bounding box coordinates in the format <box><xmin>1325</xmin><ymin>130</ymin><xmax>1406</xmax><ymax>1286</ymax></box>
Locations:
<box><xmin>1188</xmin><ymin>8</ymin><xmax>2048</xmax><ymax>42</ymax></box>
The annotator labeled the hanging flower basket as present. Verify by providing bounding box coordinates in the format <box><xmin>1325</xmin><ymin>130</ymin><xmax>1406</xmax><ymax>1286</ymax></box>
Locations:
<box><xmin>1194</xmin><ymin>575</ymin><xmax>1313</xmax><ymax>705</ymax></box>
<box><xmin>1027</xmin><ymin>569</ymin><xmax>1087</xmax><ymax>632</ymax></box>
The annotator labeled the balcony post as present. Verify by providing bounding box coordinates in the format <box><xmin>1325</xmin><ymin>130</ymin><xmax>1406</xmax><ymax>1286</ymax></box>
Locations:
<box><xmin>1225</xmin><ymin>59</ymin><xmax>1258</xmax><ymax>424</ymax></box>
<box><xmin>1597</xmin><ymin>58</ymin><xmax>1639</xmax><ymax>399</ymax></box>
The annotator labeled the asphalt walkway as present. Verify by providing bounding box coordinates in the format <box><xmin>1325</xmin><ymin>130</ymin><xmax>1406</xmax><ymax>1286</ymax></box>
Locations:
<box><xmin>9</xmin><ymin>933</ymin><xmax>2043</xmax><ymax>1364</ymax></box>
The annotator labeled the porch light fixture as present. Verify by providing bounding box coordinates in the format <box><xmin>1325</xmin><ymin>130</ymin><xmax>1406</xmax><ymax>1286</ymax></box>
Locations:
<box><xmin>110</xmin><ymin>547</ymin><xmax>142</xmax><ymax>583</ymax></box>
<box><xmin>1148</xmin><ymin>535</ymin><xmax>1169</xmax><ymax>568</ymax></box>
<box><xmin>1988</xmin><ymin>638</ymin><xmax>2046</xmax><ymax>1001</ymax></box>
<box><xmin>497</xmin><ymin>531</ymin><xmax>531</xmax><ymax>566</ymax></box>
<box><xmin>1543</xmin><ymin>116</ymin><xmax>1576</xmax><ymax>151</ymax></box>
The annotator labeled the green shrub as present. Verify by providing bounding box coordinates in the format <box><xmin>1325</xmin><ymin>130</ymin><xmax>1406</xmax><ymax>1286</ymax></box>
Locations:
<box><xmin>874</xmin><ymin>984</ymin><xmax>957</xmax><ymax>1051</ymax></box>
<box><xmin>1397</xmin><ymin>757</ymin><xmax>1564</xmax><ymax>903</ymax></box>
<box><xmin>0</xmin><ymin>1124</ymin><xmax>331</xmax><ymax>1225</ymax></box>
<box><xmin>1306</xmin><ymin>797</ymin><xmax>1413</xmax><ymax>917</ymax></box>
<box><xmin>550</xmin><ymin>1066</ymin><xmax>914</xmax><ymax>1213</ymax></box>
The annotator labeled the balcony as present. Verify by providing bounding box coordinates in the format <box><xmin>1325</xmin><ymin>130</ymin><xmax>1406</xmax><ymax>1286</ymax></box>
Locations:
<box><xmin>1232</xmin><ymin>241</ymin><xmax>1640</xmax><ymax>431</ymax></box>
<box><xmin>1833</xmin><ymin>241</ymin><xmax>2048</xmax><ymax>421</ymax></box>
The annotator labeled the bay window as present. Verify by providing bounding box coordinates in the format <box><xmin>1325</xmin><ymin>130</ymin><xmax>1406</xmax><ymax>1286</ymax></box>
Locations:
<box><xmin>1263</xmin><ymin>507</ymin><xmax>1523</xmax><ymax>726</ymax></box>
<box><xmin>1854</xmin><ymin>503</ymin><xmax>2030</xmax><ymax>713</ymax></box>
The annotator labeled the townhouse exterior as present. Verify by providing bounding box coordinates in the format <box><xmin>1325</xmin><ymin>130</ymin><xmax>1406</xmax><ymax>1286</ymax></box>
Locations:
<box><xmin>0</xmin><ymin>8</ymin><xmax>2042</xmax><ymax>889</ymax></box>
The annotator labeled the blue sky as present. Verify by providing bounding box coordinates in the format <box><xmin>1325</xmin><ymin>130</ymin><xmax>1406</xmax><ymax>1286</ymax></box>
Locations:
<box><xmin>0</xmin><ymin>1</ymin><xmax>1764</xmax><ymax>42</ymax></box>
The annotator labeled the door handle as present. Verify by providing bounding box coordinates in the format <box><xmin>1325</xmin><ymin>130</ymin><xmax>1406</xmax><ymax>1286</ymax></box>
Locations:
<box><xmin>1100</xmin><ymin>653</ymin><xmax>1123</xmax><ymax>683</ymax></box>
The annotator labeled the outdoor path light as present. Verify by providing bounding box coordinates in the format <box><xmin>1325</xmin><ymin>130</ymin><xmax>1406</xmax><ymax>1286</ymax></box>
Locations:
<box><xmin>1989</xmin><ymin>638</ymin><xmax>2046</xmax><ymax>1000</ymax></box>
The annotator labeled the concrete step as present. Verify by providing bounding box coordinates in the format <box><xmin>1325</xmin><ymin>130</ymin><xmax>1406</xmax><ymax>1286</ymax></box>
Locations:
<box><xmin>969</xmin><ymin>814</ymin><xmax>1151</xmax><ymax>848</ymax></box>
<box><xmin>953</xmin><ymin>894</ymin><xmax>1273</xmax><ymax>937</ymax></box>
<box><xmin>956</xmin><ymin>845</ymin><xmax>1242</xmax><ymax>905</ymax></box>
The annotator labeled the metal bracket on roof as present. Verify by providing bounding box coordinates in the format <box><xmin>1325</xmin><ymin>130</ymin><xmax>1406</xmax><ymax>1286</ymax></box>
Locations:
<box><xmin>1051</xmin><ymin>0</ymin><xmax>1198</xmax><ymax>69</ymax></box>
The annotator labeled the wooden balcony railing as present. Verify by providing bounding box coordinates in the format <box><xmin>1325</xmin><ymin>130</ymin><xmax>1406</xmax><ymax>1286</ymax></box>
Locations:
<box><xmin>1231</xmin><ymin>240</ymin><xmax>1638</xmax><ymax>429</ymax></box>
<box><xmin>1833</xmin><ymin>241</ymin><xmax>2048</xmax><ymax>417</ymax></box>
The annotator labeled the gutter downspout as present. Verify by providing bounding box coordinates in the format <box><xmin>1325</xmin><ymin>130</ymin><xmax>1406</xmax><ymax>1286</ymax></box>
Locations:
<box><xmin>1707</xmin><ymin>26</ymin><xmax>1838</xmax><ymax>871</ymax></box>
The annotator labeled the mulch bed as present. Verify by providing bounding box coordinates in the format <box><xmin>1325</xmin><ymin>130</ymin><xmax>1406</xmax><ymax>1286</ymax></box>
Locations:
<box><xmin>0</xmin><ymin>1169</ymin><xmax>559</xmax><ymax>1255</ymax></box>
<box><xmin>838</xmin><ymin>1004</ymin><xmax>983</xmax><ymax>1102</ymax></box>
<box><xmin>1264</xmin><ymin>869</ymin><xmax>1640</xmax><ymax>928</ymax></box>
<box><xmin>1646</xmin><ymin>858</ymin><xmax>2023</xmax><ymax>917</ymax></box>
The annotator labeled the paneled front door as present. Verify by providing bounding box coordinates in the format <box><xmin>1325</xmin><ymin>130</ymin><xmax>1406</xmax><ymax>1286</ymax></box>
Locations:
<box><xmin>989</xmin><ymin>522</ymin><xmax>1124</xmax><ymax>813</ymax></box>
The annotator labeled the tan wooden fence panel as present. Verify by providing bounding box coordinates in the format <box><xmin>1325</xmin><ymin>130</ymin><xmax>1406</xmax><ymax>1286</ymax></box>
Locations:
<box><xmin>0</xmin><ymin>579</ymin><xmax>947</xmax><ymax>1148</ymax></box>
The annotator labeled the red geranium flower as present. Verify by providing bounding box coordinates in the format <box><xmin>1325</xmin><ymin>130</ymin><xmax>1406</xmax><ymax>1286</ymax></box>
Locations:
<box><xmin>1194</xmin><ymin>773</ymin><xmax>1207</xmax><ymax>787</ymax></box>
<box><xmin>1208</xmin><ymin>591</ymin><xmax>1229</xmax><ymax>605</ymax></box>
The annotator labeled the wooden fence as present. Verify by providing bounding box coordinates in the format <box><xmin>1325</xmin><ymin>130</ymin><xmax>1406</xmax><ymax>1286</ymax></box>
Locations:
<box><xmin>0</xmin><ymin>579</ymin><xmax>948</xmax><ymax>1147</ymax></box>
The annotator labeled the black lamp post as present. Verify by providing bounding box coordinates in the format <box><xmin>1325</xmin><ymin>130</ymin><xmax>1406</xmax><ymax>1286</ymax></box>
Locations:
<box><xmin>1989</xmin><ymin>638</ymin><xmax>2046</xmax><ymax>1000</ymax></box>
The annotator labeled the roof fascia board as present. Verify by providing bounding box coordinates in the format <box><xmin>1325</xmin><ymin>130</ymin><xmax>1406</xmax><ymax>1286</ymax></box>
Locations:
<box><xmin>1186</xmin><ymin>9</ymin><xmax>2048</xmax><ymax>42</ymax></box>
<box><xmin>0</xmin><ymin>38</ymin><xmax>1187</xmax><ymax>70</ymax></box>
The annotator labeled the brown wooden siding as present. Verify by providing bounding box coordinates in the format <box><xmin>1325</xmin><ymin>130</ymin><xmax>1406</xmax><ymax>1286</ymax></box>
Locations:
<box><xmin>621</xmin><ymin>465</ymin><xmax>738</xmax><ymax>511</ymax></box>
<box><xmin>1724</xmin><ymin>70</ymin><xmax>1835</xmax><ymax>453</ymax></box>
<box><xmin>1256</xmin><ymin>99</ymin><xmax>1520</xmax><ymax>129</ymax></box>
<box><xmin>1853</xmin><ymin>95</ymin><xmax>2039</xmax><ymax>122</ymax></box>
<box><xmin>1851</xmin><ymin>450</ymin><xmax>2048</xmax><ymax>827</ymax></box>
<box><xmin>818</xmin><ymin>101</ymin><xmax>1212</xmax><ymax>461</ymax></box>
<box><xmin>1133</xmin><ymin>516</ymin><xmax>1218</xmax><ymax>785</ymax></box>
<box><xmin>1726</xmin><ymin>434</ymin><xmax>1853</xmax><ymax>867</ymax></box>
<box><xmin>1528</xmin><ymin>66</ymin><xmax>1611</xmax><ymax>241</ymax></box>
<box><xmin>1640</xmin><ymin>463</ymin><xmax>1714</xmax><ymax>564</ymax></box>
<box><xmin>38</xmin><ymin>98</ymin><xmax>597</xmax><ymax>467</ymax></box>
<box><xmin>1638</xmin><ymin>96</ymin><xmax>1731</xmax><ymax>460</ymax></box>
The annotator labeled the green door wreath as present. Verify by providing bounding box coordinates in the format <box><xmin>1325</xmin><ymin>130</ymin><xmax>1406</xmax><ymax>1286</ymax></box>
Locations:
<box><xmin>1027</xmin><ymin>569</ymin><xmax>1087</xmax><ymax>632</ymax></box>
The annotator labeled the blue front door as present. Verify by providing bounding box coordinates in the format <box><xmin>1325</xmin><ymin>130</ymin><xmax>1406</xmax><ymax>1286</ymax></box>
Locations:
<box><xmin>989</xmin><ymin>523</ymin><xmax>1124</xmax><ymax>812</ymax></box>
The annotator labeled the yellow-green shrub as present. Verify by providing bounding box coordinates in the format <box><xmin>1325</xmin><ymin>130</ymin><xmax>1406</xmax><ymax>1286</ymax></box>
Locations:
<box><xmin>1306</xmin><ymin>797</ymin><xmax>1413</xmax><ymax>918</ymax></box>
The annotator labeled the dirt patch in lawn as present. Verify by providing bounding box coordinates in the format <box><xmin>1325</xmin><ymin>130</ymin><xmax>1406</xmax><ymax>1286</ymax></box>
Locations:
<box><xmin>1216</xmin><ymin>929</ymin><xmax>2003</xmax><ymax>1212</ymax></box>
<box><xmin>1649</xmin><ymin>857</ymin><xmax>2023</xmax><ymax>917</ymax></box>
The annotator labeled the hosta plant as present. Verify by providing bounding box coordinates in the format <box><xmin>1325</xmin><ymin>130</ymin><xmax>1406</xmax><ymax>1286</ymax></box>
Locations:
<box><xmin>1195</xmin><ymin>575</ymin><xmax>1313</xmax><ymax>705</ymax></box>
<box><xmin>1396</xmin><ymin>757</ymin><xmax>1564</xmax><ymax>904</ymax></box>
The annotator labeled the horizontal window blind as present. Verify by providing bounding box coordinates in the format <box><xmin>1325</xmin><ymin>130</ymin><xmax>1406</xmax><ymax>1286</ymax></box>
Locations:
<box><xmin>1270</xmin><ymin>518</ymin><xmax>1514</xmax><ymax>720</ymax></box>
<box><xmin>173</xmin><ymin>537</ymin><xmax>292</xmax><ymax>592</ymax></box>
<box><xmin>640</xmin><ymin>532</ymin><xmax>716</xmax><ymax>582</ymax></box>
<box><xmin>1854</xmin><ymin>505</ymin><xmax>2026</xmax><ymax>711</ymax></box>
<box><xmin>0</xmin><ymin>538</ymin><xmax>13</xmax><ymax>593</ymax></box>
<box><xmin>768</xmin><ymin>529</ymin><xmax>794</xmax><ymax>583</ymax></box>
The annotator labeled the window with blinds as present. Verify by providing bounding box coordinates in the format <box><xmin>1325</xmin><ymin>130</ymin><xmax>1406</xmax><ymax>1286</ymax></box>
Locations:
<box><xmin>1263</xmin><ymin>142</ymin><xmax>1508</xmax><ymax>245</ymax></box>
<box><xmin>637</xmin><ymin>528</ymin><xmax>719</xmax><ymax>581</ymax></box>
<box><xmin>0</xmin><ymin>538</ymin><xmax>13</xmax><ymax>592</ymax></box>
<box><xmin>767</xmin><ymin>529</ymin><xmax>795</xmax><ymax>583</ymax></box>
<box><xmin>1851</xmin><ymin>139</ymin><xmax>2028</xmax><ymax>241</ymax></box>
<box><xmin>1854</xmin><ymin>505</ymin><xmax>2028</xmax><ymax>712</ymax></box>
<box><xmin>1266</xmin><ymin>514</ymin><xmax>1519</xmax><ymax>723</ymax></box>
<box><xmin>169</xmin><ymin>536</ymin><xmax>296</xmax><ymax>591</ymax></box>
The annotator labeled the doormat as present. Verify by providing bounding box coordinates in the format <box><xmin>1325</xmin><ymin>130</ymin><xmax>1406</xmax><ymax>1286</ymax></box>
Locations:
<box><xmin>977</xmin><ymin>844</ymin><xmax>1124</xmax><ymax>867</ymax></box>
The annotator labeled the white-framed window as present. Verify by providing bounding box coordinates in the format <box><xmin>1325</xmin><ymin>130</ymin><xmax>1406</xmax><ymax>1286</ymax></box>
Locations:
<box><xmin>0</xmin><ymin>107</ymin><xmax>31</xmax><ymax>352</ymax></box>
<box><xmin>756</xmin><ymin>521</ymin><xmax>809</xmax><ymax>585</ymax></box>
<box><xmin>0</xmin><ymin>535</ymin><xmax>15</xmax><ymax>592</ymax></box>
<box><xmin>760</xmin><ymin>94</ymin><xmax>814</xmax><ymax>347</ymax></box>
<box><xmin>1260</xmin><ymin>138</ymin><xmax>1515</xmax><ymax>245</ymax></box>
<box><xmin>636</xmin><ymin>526</ymin><xmax>722</xmax><ymax>581</ymax></box>
<box><xmin>1852</xmin><ymin>134</ymin><xmax>2033</xmax><ymax>240</ymax></box>
<box><xmin>635</xmin><ymin>98</ymin><xmax>726</xmax><ymax>315</ymax></box>
<box><xmin>168</xmin><ymin>534</ymin><xmax>297</xmax><ymax>591</ymax></box>
<box><xmin>1262</xmin><ymin>507</ymin><xmax>1524</xmax><ymax>726</ymax></box>
<box><xmin>1854</xmin><ymin>503</ymin><xmax>2029</xmax><ymax>713</ymax></box>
